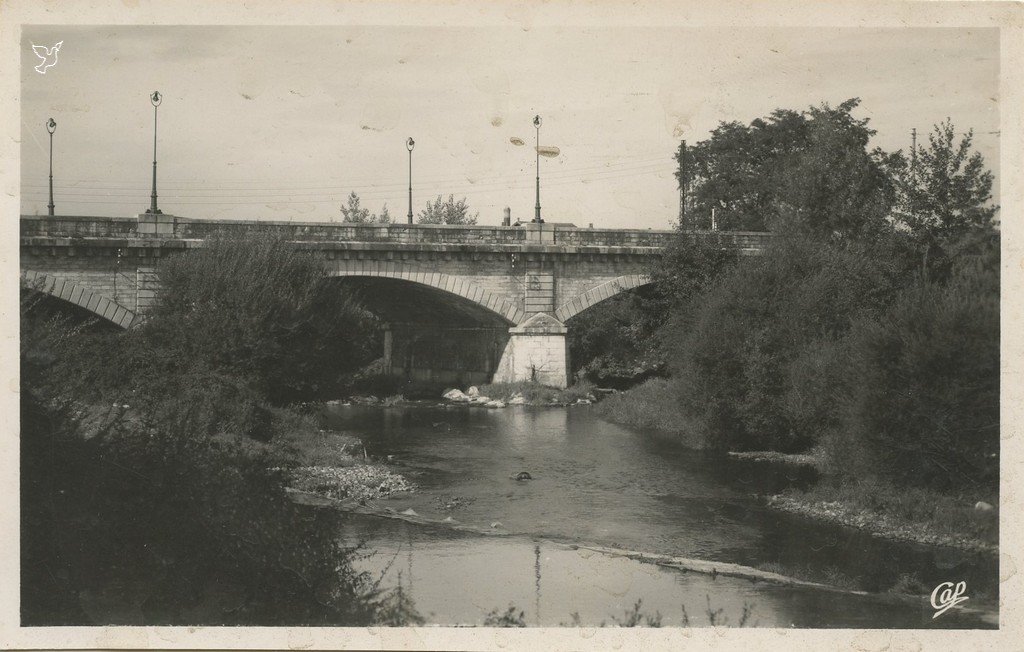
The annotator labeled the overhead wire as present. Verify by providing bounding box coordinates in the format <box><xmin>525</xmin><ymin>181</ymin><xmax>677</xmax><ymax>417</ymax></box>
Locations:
<box><xmin>22</xmin><ymin>157</ymin><xmax>677</xmax><ymax>207</ymax></box>
<box><xmin>21</xmin><ymin>155</ymin><xmax>673</xmax><ymax>192</ymax></box>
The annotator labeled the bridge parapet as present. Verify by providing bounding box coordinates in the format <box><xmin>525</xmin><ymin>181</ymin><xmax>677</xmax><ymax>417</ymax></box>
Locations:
<box><xmin>21</xmin><ymin>215</ymin><xmax>140</xmax><ymax>238</ymax></box>
<box><xmin>20</xmin><ymin>215</ymin><xmax>774</xmax><ymax>251</ymax></box>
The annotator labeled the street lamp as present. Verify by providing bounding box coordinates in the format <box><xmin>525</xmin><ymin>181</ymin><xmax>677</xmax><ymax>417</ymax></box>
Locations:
<box><xmin>406</xmin><ymin>137</ymin><xmax>415</xmax><ymax>224</ymax></box>
<box><xmin>46</xmin><ymin>118</ymin><xmax>56</xmax><ymax>216</ymax></box>
<box><xmin>146</xmin><ymin>91</ymin><xmax>163</xmax><ymax>215</ymax></box>
<box><xmin>533</xmin><ymin>115</ymin><xmax>543</xmax><ymax>223</ymax></box>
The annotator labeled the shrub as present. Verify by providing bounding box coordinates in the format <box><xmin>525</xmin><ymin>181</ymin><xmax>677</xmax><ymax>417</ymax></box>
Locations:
<box><xmin>594</xmin><ymin>378</ymin><xmax>705</xmax><ymax>447</ymax></box>
<box><xmin>149</xmin><ymin>230</ymin><xmax>380</xmax><ymax>403</ymax></box>
<box><xmin>826</xmin><ymin>259</ymin><xmax>999</xmax><ymax>492</ymax></box>
<box><xmin>669</xmin><ymin>236</ymin><xmax>903</xmax><ymax>451</ymax></box>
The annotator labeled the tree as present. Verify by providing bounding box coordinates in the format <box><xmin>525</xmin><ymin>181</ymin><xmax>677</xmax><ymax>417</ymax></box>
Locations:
<box><xmin>675</xmin><ymin>99</ymin><xmax>892</xmax><ymax>240</ymax></box>
<box><xmin>340</xmin><ymin>191</ymin><xmax>371</xmax><ymax>223</ymax></box>
<box><xmin>883</xmin><ymin>120</ymin><xmax>998</xmax><ymax>272</ymax></box>
<box><xmin>340</xmin><ymin>192</ymin><xmax>391</xmax><ymax>224</ymax></box>
<box><xmin>417</xmin><ymin>194</ymin><xmax>478</xmax><ymax>225</ymax></box>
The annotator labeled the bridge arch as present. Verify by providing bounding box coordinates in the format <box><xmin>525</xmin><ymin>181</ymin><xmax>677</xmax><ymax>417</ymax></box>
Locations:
<box><xmin>21</xmin><ymin>271</ymin><xmax>137</xmax><ymax>329</ymax></box>
<box><xmin>555</xmin><ymin>274</ymin><xmax>651</xmax><ymax>323</ymax></box>
<box><xmin>329</xmin><ymin>262</ymin><xmax>524</xmax><ymax>325</ymax></box>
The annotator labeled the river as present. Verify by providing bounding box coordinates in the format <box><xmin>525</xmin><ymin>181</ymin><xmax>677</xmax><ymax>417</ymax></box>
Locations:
<box><xmin>322</xmin><ymin>403</ymin><xmax>998</xmax><ymax>628</ymax></box>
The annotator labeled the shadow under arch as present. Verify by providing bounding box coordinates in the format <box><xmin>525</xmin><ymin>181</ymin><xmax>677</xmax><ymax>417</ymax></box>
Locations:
<box><xmin>329</xmin><ymin>264</ymin><xmax>523</xmax><ymax>326</ymax></box>
<box><xmin>554</xmin><ymin>274</ymin><xmax>650</xmax><ymax>323</ymax></box>
<box><xmin>328</xmin><ymin>272</ymin><xmax>517</xmax><ymax>387</ymax></box>
<box><xmin>21</xmin><ymin>271</ymin><xmax>137</xmax><ymax>329</ymax></box>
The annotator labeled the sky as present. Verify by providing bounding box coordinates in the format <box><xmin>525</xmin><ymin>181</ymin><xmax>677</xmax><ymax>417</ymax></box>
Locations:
<box><xmin>20</xmin><ymin>25</ymin><xmax>1000</xmax><ymax>230</ymax></box>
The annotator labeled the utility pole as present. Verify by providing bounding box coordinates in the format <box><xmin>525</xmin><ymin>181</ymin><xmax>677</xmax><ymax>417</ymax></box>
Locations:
<box><xmin>911</xmin><ymin>127</ymin><xmax>917</xmax><ymax>174</ymax></box>
<box><xmin>678</xmin><ymin>139</ymin><xmax>687</xmax><ymax>228</ymax></box>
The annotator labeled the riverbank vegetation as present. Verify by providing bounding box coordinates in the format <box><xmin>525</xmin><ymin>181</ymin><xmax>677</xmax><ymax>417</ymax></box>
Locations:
<box><xmin>591</xmin><ymin>101</ymin><xmax>999</xmax><ymax>552</ymax></box>
<box><xmin>20</xmin><ymin>233</ymin><xmax>422</xmax><ymax>625</ymax></box>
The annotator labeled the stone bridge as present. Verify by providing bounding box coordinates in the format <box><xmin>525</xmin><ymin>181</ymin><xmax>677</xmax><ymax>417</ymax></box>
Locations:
<box><xmin>20</xmin><ymin>214</ymin><xmax>771</xmax><ymax>388</ymax></box>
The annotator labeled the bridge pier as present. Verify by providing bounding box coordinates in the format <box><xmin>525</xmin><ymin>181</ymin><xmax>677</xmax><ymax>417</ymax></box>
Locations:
<box><xmin>493</xmin><ymin>313</ymin><xmax>570</xmax><ymax>389</ymax></box>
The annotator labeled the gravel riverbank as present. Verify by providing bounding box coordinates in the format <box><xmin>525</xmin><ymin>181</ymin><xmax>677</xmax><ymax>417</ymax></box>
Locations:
<box><xmin>766</xmin><ymin>494</ymin><xmax>997</xmax><ymax>555</ymax></box>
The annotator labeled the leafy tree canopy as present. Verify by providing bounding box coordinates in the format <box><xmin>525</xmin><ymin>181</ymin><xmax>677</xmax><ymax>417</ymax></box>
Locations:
<box><xmin>417</xmin><ymin>194</ymin><xmax>478</xmax><ymax>225</ymax></box>
<box><xmin>676</xmin><ymin>98</ymin><xmax>892</xmax><ymax>241</ymax></box>
<box><xmin>880</xmin><ymin>119</ymin><xmax>998</xmax><ymax>273</ymax></box>
<box><xmin>341</xmin><ymin>191</ymin><xmax>391</xmax><ymax>224</ymax></box>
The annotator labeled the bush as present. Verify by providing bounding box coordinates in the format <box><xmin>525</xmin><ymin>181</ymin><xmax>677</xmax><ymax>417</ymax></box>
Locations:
<box><xmin>825</xmin><ymin>259</ymin><xmax>999</xmax><ymax>492</ymax></box>
<box><xmin>669</xmin><ymin>236</ymin><xmax>902</xmax><ymax>451</ymax></box>
<box><xmin>19</xmin><ymin>232</ymin><xmax>391</xmax><ymax>625</ymax></box>
<box><xmin>20</xmin><ymin>388</ymin><xmax>377</xmax><ymax>625</ymax></box>
<box><xmin>594</xmin><ymin>378</ymin><xmax>704</xmax><ymax>447</ymax></box>
<box><xmin>148</xmin><ymin>231</ymin><xmax>380</xmax><ymax>403</ymax></box>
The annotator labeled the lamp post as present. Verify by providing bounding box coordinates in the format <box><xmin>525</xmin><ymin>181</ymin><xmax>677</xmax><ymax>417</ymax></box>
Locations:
<box><xmin>46</xmin><ymin>118</ymin><xmax>56</xmax><ymax>216</ymax></box>
<box><xmin>533</xmin><ymin>115</ymin><xmax>542</xmax><ymax>223</ymax></box>
<box><xmin>406</xmin><ymin>137</ymin><xmax>415</xmax><ymax>224</ymax></box>
<box><xmin>147</xmin><ymin>91</ymin><xmax>163</xmax><ymax>214</ymax></box>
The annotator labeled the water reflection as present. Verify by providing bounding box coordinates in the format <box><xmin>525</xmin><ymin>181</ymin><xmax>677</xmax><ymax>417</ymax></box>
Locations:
<box><xmin>344</xmin><ymin>515</ymin><xmax>992</xmax><ymax>628</ymax></box>
<box><xmin>325</xmin><ymin>404</ymin><xmax>997</xmax><ymax>625</ymax></box>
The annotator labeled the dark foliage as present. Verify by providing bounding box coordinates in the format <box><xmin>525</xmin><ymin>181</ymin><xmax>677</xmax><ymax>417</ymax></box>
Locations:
<box><xmin>668</xmin><ymin>236</ymin><xmax>906</xmax><ymax>452</ymax></box>
<box><xmin>149</xmin><ymin>231</ymin><xmax>380</xmax><ymax>403</ymax></box>
<box><xmin>825</xmin><ymin>252</ymin><xmax>999</xmax><ymax>492</ymax></box>
<box><xmin>20</xmin><ymin>233</ymin><xmax>393</xmax><ymax>625</ymax></box>
<box><xmin>568</xmin><ymin>233</ymin><xmax>737</xmax><ymax>385</ymax></box>
<box><xmin>675</xmin><ymin>98</ymin><xmax>893</xmax><ymax>240</ymax></box>
<box><xmin>20</xmin><ymin>389</ymin><xmax>376</xmax><ymax>625</ymax></box>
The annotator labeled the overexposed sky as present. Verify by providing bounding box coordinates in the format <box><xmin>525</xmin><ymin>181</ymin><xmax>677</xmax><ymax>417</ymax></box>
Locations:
<box><xmin>20</xmin><ymin>25</ymin><xmax>999</xmax><ymax>229</ymax></box>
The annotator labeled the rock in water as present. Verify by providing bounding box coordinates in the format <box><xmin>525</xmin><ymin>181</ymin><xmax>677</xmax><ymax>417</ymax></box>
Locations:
<box><xmin>485</xmin><ymin>400</ymin><xmax>506</xmax><ymax>408</ymax></box>
<box><xmin>975</xmin><ymin>501</ymin><xmax>995</xmax><ymax>512</ymax></box>
<box><xmin>442</xmin><ymin>388</ymin><xmax>470</xmax><ymax>402</ymax></box>
<box><xmin>514</xmin><ymin>471</ymin><xmax>532</xmax><ymax>481</ymax></box>
<box><xmin>400</xmin><ymin>508</ymin><xmax>419</xmax><ymax>517</ymax></box>
<box><xmin>508</xmin><ymin>394</ymin><xmax>526</xmax><ymax>405</ymax></box>
<box><xmin>467</xmin><ymin>386</ymin><xmax>480</xmax><ymax>397</ymax></box>
<box><xmin>490</xmin><ymin>521</ymin><xmax>503</xmax><ymax>529</ymax></box>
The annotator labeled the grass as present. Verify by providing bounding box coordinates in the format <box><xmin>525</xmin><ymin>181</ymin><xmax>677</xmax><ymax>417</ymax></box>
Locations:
<box><xmin>475</xmin><ymin>380</ymin><xmax>596</xmax><ymax>405</ymax></box>
<box><xmin>274</xmin><ymin>410</ymin><xmax>363</xmax><ymax>467</ymax></box>
<box><xmin>593</xmin><ymin>378</ymin><xmax>706</xmax><ymax>448</ymax></box>
<box><xmin>770</xmin><ymin>477</ymin><xmax>998</xmax><ymax>553</ymax></box>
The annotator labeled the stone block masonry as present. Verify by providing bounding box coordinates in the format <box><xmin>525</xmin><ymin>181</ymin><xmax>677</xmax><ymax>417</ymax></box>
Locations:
<box><xmin>20</xmin><ymin>215</ymin><xmax>771</xmax><ymax>387</ymax></box>
<box><xmin>493</xmin><ymin>313</ymin><xmax>570</xmax><ymax>389</ymax></box>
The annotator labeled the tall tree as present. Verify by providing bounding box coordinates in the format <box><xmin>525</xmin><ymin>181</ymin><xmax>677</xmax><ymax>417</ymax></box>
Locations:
<box><xmin>883</xmin><ymin>120</ymin><xmax>998</xmax><ymax>271</ymax></box>
<box><xmin>676</xmin><ymin>99</ymin><xmax>892</xmax><ymax>240</ymax></box>
<box><xmin>417</xmin><ymin>194</ymin><xmax>478</xmax><ymax>225</ymax></box>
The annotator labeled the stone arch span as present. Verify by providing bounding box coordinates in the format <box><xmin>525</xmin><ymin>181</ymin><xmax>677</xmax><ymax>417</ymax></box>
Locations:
<box><xmin>328</xmin><ymin>263</ymin><xmax>524</xmax><ymax>326</ymax></box>
<box><xmin>21</xmin><ymin>271</ymin><xmax>137</xmax><ymax>329</ymax></box>
<box><xmin>555</xmin><ymin>274</ymin><xmax>651</xmax><ymax>323</ymax></box>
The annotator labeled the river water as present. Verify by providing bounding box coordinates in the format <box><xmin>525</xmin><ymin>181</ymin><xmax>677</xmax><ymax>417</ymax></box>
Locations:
<box><xmin>322</xmin><ymin>403</ymin><xmax>997</xmax><ymax>628</ymax></box>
